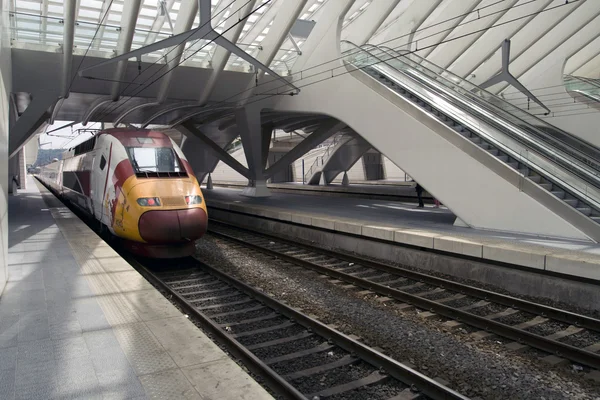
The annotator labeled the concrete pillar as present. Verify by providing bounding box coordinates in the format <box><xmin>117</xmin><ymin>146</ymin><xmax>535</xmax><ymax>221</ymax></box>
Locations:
<box><xmin>235</xmin><ymin>106</ymin><xmax>272</xmax><ymax>197</ymax></box>
<box><xmin>18</xmin><ymin>146</ymin><xmax>26</xmax><ymax>190</ymax></box>
<box><xmin>341</xmin><ymin>171</ymin><xmax>349</xmax><ymax>186</ymax></box>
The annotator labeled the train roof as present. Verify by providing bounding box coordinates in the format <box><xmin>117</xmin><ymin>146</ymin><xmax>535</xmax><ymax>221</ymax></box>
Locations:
<box><xmin>100</xmin><ymin>128</ymin><xmax>174</xmax><ymax>148</ymax></box>
<box><xmin>66</xmin><ymin>128</ymin><xmax>174</xmax><ymax>153</ymax></box>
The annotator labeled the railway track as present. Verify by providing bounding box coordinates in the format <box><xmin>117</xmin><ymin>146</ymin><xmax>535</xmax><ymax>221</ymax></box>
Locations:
<box><xmin>38</xmin><ymin>178</ymin><xmax>466</xmax><ymax>399</ymax></box>
<box><xmin>133</xmin><ymin>257</ymin><xmax>468</xmax><ymax>400</ymax></box>
<box><xmin>207</xmin><ymin>220</ymin><xmax>600</xmax><ymax>372</ymax></box>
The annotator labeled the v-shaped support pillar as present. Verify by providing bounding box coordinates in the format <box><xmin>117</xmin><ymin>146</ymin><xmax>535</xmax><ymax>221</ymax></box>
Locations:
<box><xmin>235</xmin><ymin>106</ymin><xmax>273</xmax><ymax>197</ymax></box>
<box><xmin>479</xmin><ymin>39</ymin><xmax>550</xmax><ymax>114</ymax></box>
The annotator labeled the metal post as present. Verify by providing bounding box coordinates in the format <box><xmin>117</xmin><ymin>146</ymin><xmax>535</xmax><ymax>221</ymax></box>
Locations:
<box><xmin>302</xmin><ymin>159</ymin><xmax>305</xmax><ymax>185</ymax></box>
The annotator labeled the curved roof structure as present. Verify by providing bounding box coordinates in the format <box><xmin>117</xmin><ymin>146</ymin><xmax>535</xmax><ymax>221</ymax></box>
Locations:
<box><xmin>10</xmin><ymin>0</ymin><xmax>599</xmax><ymax>79</ymax></box>
<box><xmin>7</xmin><ymin>0</ymin><xmax>600</xmax><ymax>151</ymax></box>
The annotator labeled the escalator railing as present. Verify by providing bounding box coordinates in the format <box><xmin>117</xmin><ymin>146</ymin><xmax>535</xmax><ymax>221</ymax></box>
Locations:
<box><xmin>367</xmin><ymin>45</ymin><xmax>600</xmax><ymax>184</ymax></box>
<box><xmin>340</xmin><ymin>41</ymin><xmax>600</xmax><ymax>221</ymax></box>
<box><xmin>564</xmin><ymin>75</ymin><xmax>600</xmax><ymax>103</ymax></box>
<box><xmin>371</xmin><ymin>45</ymin><xmax>600</xmax><ymax>173</ymax></box>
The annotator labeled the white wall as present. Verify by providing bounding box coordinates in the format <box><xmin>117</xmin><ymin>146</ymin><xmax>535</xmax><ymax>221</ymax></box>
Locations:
<box><xmin>0</xmin><ymin>0</ymin><xmax>11</xmax><ymax>295</ymax></box>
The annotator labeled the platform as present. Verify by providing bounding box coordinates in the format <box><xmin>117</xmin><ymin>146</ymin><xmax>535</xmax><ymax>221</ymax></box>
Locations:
<box><xmin>210</xmin><ymin>180</ymin><xmax>433</xmax><ymax>202</ymax></box>
<box><xmin>204</xmin><ymin>187</ymin><xmax>600</xmax><ymax>282</ymax></box>
<box><xmin>1</xmin><ymin>176</ymin><xmax>273</xmax><ymax>400</ymax></box>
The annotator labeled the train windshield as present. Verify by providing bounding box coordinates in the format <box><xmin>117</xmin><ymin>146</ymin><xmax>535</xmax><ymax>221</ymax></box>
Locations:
<box><xmin>126</xmin><ymin>146</ymin><xmax>183</xmax><ymax>174</ymax></box>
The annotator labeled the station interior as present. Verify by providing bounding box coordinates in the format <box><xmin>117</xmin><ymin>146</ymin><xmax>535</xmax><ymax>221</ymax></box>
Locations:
<box><xmin>1</xmin><ymin>0</ymin><xmax>600</xmax><ymax>399</ymax></box>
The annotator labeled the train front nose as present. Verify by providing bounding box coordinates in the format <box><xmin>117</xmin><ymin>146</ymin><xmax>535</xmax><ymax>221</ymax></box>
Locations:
<box><xmin>138</xmin><ymin>208</ymin><xmax>207</xmax><ymax>243</ymax></box>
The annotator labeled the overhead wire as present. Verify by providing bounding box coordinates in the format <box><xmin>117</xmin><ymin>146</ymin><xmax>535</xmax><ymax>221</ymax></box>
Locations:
<box><xmin>264</xmin><ymin>0</ymin><xmax>548</xmax><ymax>91</ymax></box>
<box><xmin>46</xmin><ymin>0</ymin><xmax>115</xmax><ymax>137</ymax></box>
<box><xmin>171</xmin><ymin>0</ymin><xmax>585</xmax><ymax>121</ymax></box>
<box><xmin>63</xmin><ymin>0</ymin><xmax>589</xmax><ymax>142</ymax></box>
<box><xmin>86</xmin><ymin>0</ymin><xmax>264</xmax><ymax>130</ymax></box>
<box><xmin>82</xmin><ymin>0</ymin><xmax>548</xmax><ymax>131</ymax></box>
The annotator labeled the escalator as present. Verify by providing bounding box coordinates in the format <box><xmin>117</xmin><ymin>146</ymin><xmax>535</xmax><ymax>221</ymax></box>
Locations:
<box><xmin>564</xmin><ymin>75</ymin><xmax>600</xmax><ymax>110</ymax></box>
<box><xmin>340</xmin><ymin>41</ymin><xmax>600</xmax><ymax>237</ymax></box>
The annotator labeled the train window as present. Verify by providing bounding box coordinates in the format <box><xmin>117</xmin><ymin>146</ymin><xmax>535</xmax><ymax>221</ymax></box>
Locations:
<box><xmin>136</xmin><ymin>137</ymin><xmax>154</xmax><ymax>144</ymax></box>
<box><xmin>126</xmin><ymin>147</ymin><xmax>182</xmax><ymax>174</ymax></box>
<box><xmin>99</xmin><ymin>156</ymin><xmax>106</xmax><ymax>170</ymax></box>
<box><xmin>74</xmin><ymin>136</ymin><xmax>97</xmax><ymax>156</ymax></box>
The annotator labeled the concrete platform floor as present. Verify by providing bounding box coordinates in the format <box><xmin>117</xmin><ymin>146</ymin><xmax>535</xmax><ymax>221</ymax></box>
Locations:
<box><xmin>0</xmin><ymin>176</ymin><xmax>273</xmax><ymax>400</ymax></box>
<box><xmin>211</xmin><ymin>180</ymin><xmax>432</xmax><ymax>201</ymax></box>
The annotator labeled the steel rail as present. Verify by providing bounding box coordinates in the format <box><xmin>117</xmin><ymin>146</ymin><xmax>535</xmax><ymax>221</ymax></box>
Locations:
<box><xmin>127</xmin><ymin>258</ymin><xmax>308</xmax><ymax>400</ymax></box>
<box><xmin>197</xmin><ymin>261</ymin><xmax>469</xmax><ymax>400</ymax></box>
<box><xmin>208</xmin><ymin>222</ymin><xmax>600</xmax><ymax>370</ymax></box>
<box><xmin>131</xmin><ymin>256</ymin><xmax>468</xmax><ymax>400</ymax></box>
<box><xmin>208</xmin><ymin>219</ymin><xmax>600</xmax><ymax>331</ymax></box>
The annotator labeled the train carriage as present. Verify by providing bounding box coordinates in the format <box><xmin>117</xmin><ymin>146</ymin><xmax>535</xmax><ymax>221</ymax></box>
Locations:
<box><xmin>37</xmin><ymin>128</ymin><xmax>207</xmax><ymax>258</ymax></box>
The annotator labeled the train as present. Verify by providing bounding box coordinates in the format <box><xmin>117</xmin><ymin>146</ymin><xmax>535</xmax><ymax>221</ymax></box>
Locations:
<box><xmin>36</xmin><ymin>128</ymin><xmax>208</xmax><ymax>258</ymax></box>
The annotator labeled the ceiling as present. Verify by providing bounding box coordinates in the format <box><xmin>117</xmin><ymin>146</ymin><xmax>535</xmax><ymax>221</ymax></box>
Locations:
<box><xmin>7</xmin><ymin>0</ymin><xmax>600</xmax><ymax>134</ymax></box>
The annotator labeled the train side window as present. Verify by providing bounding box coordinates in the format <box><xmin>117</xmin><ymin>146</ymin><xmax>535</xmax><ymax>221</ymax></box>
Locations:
<box><xmin>99</xmin><ymin>156</ymin><xmax>106</xmax><ymax>170</ymax></box>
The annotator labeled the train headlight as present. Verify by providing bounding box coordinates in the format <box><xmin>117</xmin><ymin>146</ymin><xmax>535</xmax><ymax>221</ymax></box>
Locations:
<box><xmin>185</xmin><ymin>195</ymin><xmax>202</xmax><ymax>205</ymax></box>
<box><xmin>137</xmin><ymin>197</ymin><xmax>161</xmax><ymax>206</ymax></box>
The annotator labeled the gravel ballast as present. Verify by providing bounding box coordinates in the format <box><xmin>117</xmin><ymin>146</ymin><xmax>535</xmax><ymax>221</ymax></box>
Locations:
<box><xmin>197</xmin><ymin>235</ymin><xmax>600</xmax><ymax>400</ymax></box>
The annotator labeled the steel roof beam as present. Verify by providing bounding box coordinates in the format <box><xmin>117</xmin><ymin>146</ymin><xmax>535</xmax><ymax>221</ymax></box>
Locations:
<box><xmin>342</xmin><ymin>0</ymin><xmax>401</xmax><ymax>46</ymax></box>
<box><xmin>410</xmin><ymin>0</ymin><xmax>482</xmax><ymax>59</ymax></box>
<box><xmin>145</xmin><ymin>0</ymin><xmax>176</xmax><ymax>45</ymax></box>
<box><xmin>61</xmin><ymin>0</ymin><xmax>77</xmax><ymax>99</ymax></box>
<box><xmin>500</xmin><ymin>14</ymin><xmax>600</xmax><ymax>99</ymax></box>
<box><xmin>292</xmin><ymin>0</ymin><xmax>354</xmax><ymax>73</ymax></box>
<box><xmin>239</xmin><ymin>0</ymin><xmax>307</xmax><ymax>105</ymax></box>
<box><xmin>448</xmin><ymin>0</ymin><xmax>552</xmax><ymax>78</ymax></box>
<box><xmin>113</xmin><ymin>101</ymin><xmax>160</xmax><ymax>126</ymax></box>
<box><xmin>111</xmin><ymin>0</ymin><xmax>142</xmax><ymax>101</ymax></box>
<box><xmin>565</xmin><ymin>36</ymin><xmax>600</xmax><ymax>76</ymax></box>
<box><xmin>490</xmin><ymin>2</ymin><xmax>600</xmax><ymax>94</ymax></box>
<box><xmin>237</xmin><ymin>0</ymin><xmax>279</xmax><ymax>45</ymax></box>
<box><xmin>157</xmin><ymin>0</ymin><xmax>198</xmax><ymax>103</ymax></box>
<box><xmin>370</xmin><ymin>0</ymin><xmax>440</xmax><ymax>51</ymax></box>
<box><xmin>41</xmin><ymin>0</ymin><xmax>49</xmax><ymax>45</ymax></box>
<box><xmin>141</xmin><ymin>103</ymin><xmax>205</xmax><ymax>128</ymax></box>
<box><xmin>197</xmin><ymin>0</ymin><xmax>257</xmax><ymax>106</ymax></box>
<box><xmin>427</xmin><ymin>0</ymin><xmax>519</xmax><ymax>70</ymax></box>
<box><xmin>168</xmin><ymin>107</ymin><xmax>234</xmax><ymax>128</ymax></box>
<box><xmin>468</xmin><ymin>0</ymin><xmax>583</xmax><ymax>87</ymax></box>
<box><xmin>78</xmin><ymin>0</ymin><xmax>299</xmax><ymax>96</ymax></box>
<box><xmin>92</xmin><ymin>0</ymin><xmax>113</xmax><ymax>50</ymax></box>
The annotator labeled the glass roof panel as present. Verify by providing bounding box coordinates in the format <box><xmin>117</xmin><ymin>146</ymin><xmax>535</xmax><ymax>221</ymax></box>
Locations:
<box><xmin>11</xmin><ymin>0</ymin><xmax>366</xmax><ymax>73</ymax></box>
